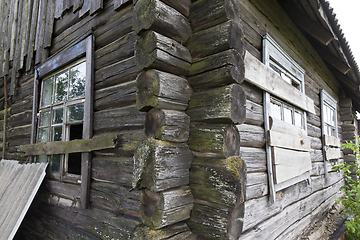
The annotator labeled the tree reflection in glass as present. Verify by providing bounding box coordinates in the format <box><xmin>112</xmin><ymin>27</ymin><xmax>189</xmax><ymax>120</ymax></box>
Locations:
<box><xmin>67</xmin><ymin>103</ymin><xmax>84</xmax><ymax>122</ymax></box>
<box><xmin>69</xmin><ymin>62</ymin><xmax>86</xmax><ymax>99</ymax></box>
<box><xmin>41</xmin><ymin>77</ymin><xmax>54</xmax><ymax>107</ymax></box>
<box><xmin>54</xmin><ymin>71</ymin><xmax>69</xmax><ymax>103</ymax></box>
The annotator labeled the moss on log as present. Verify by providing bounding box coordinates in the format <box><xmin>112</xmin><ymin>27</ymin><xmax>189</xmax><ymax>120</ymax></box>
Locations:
<box><xmin>189</xmin><ymin>124</ymin><xmax>240</xmax><ymax>158</ymax></box>
<box><xmin>136</xmin><ymin>69</ymin><xmax>193</xmax><ymax>111</ymax></box>
<box><xmin>189</xmin><ymin>0</ymin><xmax>241</xmax><ymax>32</ymax></box>
<box><xmin>133</xmin><ymin>138</ymin><xmax>193</xmax><ymax>192</ymax></box>
<box><xmin>132</xmin><ymin>222</ymin><xmax>196</xmax><ymax>240</ymax></box>
<box><xmin>133</xmin><ymin>0</ymin><xmax>192</xmax><ymax>43</ymax></box>
<box><xmin>140</xmin><ymin>186</ymin><xmax>194</xmax><ymax>229</ymax></box>
<box><xmin>187</xmin><ymin>20</ymin><xmax>244</xmax><ymax>60</ymax></box>
<box><xmin>186</xmin><ymin>84</ymin><xmax>246</xmax><ymax>124</ymax></box>
<box><xmin>145</xmin><ymin>108</ymin><xmax>190</xmax><ymax>142</ymax></box>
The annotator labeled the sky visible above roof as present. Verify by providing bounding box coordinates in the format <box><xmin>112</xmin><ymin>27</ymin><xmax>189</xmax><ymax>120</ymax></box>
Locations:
<box><xmin>326</xmin><ymin>0</ymin><xmax>360</xmax><ymax>65</ymax></box>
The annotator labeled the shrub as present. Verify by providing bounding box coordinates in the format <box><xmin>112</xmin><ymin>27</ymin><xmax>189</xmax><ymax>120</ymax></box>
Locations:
<box><xmin>333</xmin><ymin>138</ymin><xmax>360</xmax><ymax>239</ymax></box>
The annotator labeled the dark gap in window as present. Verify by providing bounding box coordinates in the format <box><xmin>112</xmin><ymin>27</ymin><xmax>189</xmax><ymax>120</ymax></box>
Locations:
<box><xmin>68</xmin><ymin>124</ymin><xmax>83</xmax><ymax>175</ymax></box>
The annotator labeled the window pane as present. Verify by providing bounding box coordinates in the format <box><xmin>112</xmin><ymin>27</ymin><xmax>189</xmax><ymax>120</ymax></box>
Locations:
<box><xmin>52</xmin><ymin>126</ymin><xmax>62</xmax><ymax>141</ymax></box>
<box><xmin>53</xmin><ymin>108</ymin><xmax>63</xmax><ymax>124</ymax></box>
<box><xmin>284</xmin><ymin>107</ymin><xmax>293</xmax><ymax>124</ymax></box>
<box><xmin>67</xmin><ymin>103</ymin><xmax>84</xmax><ymax>122</ymax></box>
<box><xmin>50</xmin><ymin>155</ymin><xmax>61</xmax><ymax>173</ymax></box>
<box><xmin>68</xmin><ymin>153</ymin><xmax>81</xmax><ymax>175</ymax></box>
<box><xmin>37</xmin><ymin>155</ymin><xmax>47</xmax><ymax>163</ymax></box>
<box><xmin>40</xmin><ymin>111</ymin><xmax>50</xmax><ymax>127</ymax></box>
<box><xmin>281</xmin><ymin>73</ymin><xmax>292</xmax><ymax>84</ymax></box>
<box><xmin>270</xmin><ymin>102</ymin><xmax>281</xmax><ymax>120</ymax></box>
<box><xmin>38</xmin><ymin>127</ymin><xmax>49</xmax><ymax>142</ymax></box>
<box><xmin>270</xmin><ymin>63</ymin><xmax>281</xmax><ymax>75</ymax></box>
<box><xmin>41</xmin><ymin>77</ymin><xmax>54</xmax><ymax>107</ymax></box>
<box><xmin>54</xmin><ymin>71</ymin><xmax>69</xmax><ymax>103</ymax></box>
<box><xmin>69</xmin><ymin>62</ymin><xmax>86</xmax><ymax>99</ymax></box>
<box><xmin>294</xmin><ymin>111</ymin><xmax>302</xmax><ymax>128</ymax></box>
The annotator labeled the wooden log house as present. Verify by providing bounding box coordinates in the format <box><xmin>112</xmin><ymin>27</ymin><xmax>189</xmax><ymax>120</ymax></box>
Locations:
<box><xmin>0</xmin><ymin>0</ymin><xmax>358</xmax><ymax>239</ymax></box>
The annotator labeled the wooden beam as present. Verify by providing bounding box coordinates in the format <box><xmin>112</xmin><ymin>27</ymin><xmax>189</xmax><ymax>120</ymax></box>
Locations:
<box><xmin>279</xmin><ymin>1</ymin><xmax>334</xmax><ymax>46</ymax></box>
<box><xmin>324</xmin><ymin>135</ymin><xmax>341</xmax><ymax>148</ymax></box>
<box><xmin>17</xmin><ymin>133</ymin><xmax>118</xmax><ymax>156</ymax></box>
<box><xmin>244</xmin><ymin>51</ymin><xmax>315</xmax><ymax>114</ymax></box>
<box><xmin>325</xmin><ymin>148</ymin><xmax>341</xmax><ymax>161</ymax></box>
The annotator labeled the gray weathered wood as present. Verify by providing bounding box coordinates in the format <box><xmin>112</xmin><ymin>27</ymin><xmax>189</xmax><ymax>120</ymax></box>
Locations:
<box><xmin>189</xmin><ymin>124</ymin><xmax>240</xmax><ymax>158</ymax></box>
<box><xmin>161</xmin><ymin>0</ymin><xmax>191</xmax><ymax>17</ymax></box>
<box><xmin>135</xmin><ymin>30</ymin><xmax>191</xmax><ymax>76</ymax></box>
<box><xmin>268</xmin><ymin>130</ymin><xmax>311</xmax><ymax>152</ymax></box>
<box><xmin>140</xmin><ymin>187</ymin><xmax>194</xmax><ymax>229</ymax></box>
<box><xmin>133</xmin><ymin>138</ymin><xmax>193</xmax><ymax>192</ymax></box>
<box><xmin>133</xmin><ymin>0</ymin><xmax>192</xmax><ymax>43</ymax></box>
<box><xmin>189</xmin><ymin>0</ymin><xmax>241</xmax><ymax>32</ymax></box>
<box><xmin>145</xmin><ymin>108</ymin><xmax>190</xmax><ymax>143</ymax></box>
<box><xmin>187</xmin><ymin>20</ymin><xmax>244</xmax><ymax>60</ymax></box>
<box><xmin>187</xmin><ymin>84</ymin><xmax>246</xmax><ymax>124</ymax></box>
<box><xmin>188</xmin><ymin>199</ymin><xmax>244</xmax><ymax>240</ymax></box>
<box><xmin>136</xmin><ymin>69</ymin><xmax>193</xmax><ymax>111</ymax></box>
<box><xmin>132</xmin><ymin>222</ymin><xmax>194</xmax><ymax>240</ymax></box>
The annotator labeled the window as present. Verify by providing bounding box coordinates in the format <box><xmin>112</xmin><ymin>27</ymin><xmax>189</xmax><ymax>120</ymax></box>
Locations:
<box><xmin>321</xmin><ymin>91</ymin><xmax>337</xmax><ymax>137</ymax></box>
<box><xmin>37</xmin><ymin>60</ymin><xmax>86</xmax><ymax>181</ymax></box>
<box><xmin>270</xmin><ymin>97</ymin><xmax>305</xmax><ymax>129</ymax></box>
<box><xmin>30</xmin><ymin>35</ymin><xmax>93</xmax><ymax>208</ymax></box>
<box><xmin>261</xmin><ymin>34</ymin><xmax>312</xmax><ymax>203</ymax></box>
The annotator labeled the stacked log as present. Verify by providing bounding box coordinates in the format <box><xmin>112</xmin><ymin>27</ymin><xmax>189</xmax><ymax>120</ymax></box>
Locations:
<box><xmin>185</xmin><ymin>0</ymin><xmax>247</xmax><ymax>239</ymax></box>
<box><xmin>132</xmin><ymin>0</ymin><xmax>195</xmax><ymax>237</ymax></box>
<box><xmin>340</xmin><ymin>98</ymin><xmax>358</xmax><ymax>178</ymax></box>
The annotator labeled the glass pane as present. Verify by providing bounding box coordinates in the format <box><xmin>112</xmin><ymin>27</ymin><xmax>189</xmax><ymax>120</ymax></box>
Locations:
<box><xmin>37</xmin><ymin>155</ymin><xmax>48</xmax><ymax>163</ymax></box>
<box><xmin>39</xmin><ymin>111</ymin><xmax>50</xmax><ymax>127</ymax></box>
<box><xmin>284</xmin><ymin>107</ymin><xmax>293</xmax><ymax>124</ymax></box>
<box><xmin>270</xmin><ymin>102</ymin><xmax>281</xmax><ymax>120</ymax></box>
<box><xmin>68</xmin><ymin>153</ymin><xmax>81</xmax><ymax>175</ymax></box>
<box><xmin>69</xmin><ymin>62</ymin><xmax>86</xmax><ymax>99</ymax></box>
<box><xmin>294</xmin><ymin>111</ymin><xmax>302</xmax><ymax>128</ymax></box>
<box><xmin>270</xmin><ymin>63</ymin><xmax>281</xmax><ymax>75</ymax></box>
<box><xmin>67</xmin><ymin>103</ymin><xmax>84</xmax><ymax>122</ymax></box>
<box><xmin>282</xmin><ymin>73</ymin><xmax>292</xmax><ymax>84</ymax></box>
<box><xmin>52</xmin><ymin>126</ymin><xmax>62</xmax><ymax>141</ymax></box>
<box><xmin>38</xmin><ymin>127</ymin><xmax>49</xmax><ymax>142</ymax></box>
<box><xmin>50</xmin><ymin>155</ymin><xmax>61</xmax><ymax>172</ymax></box>
<box><xmin>54</xmin><ymin>71</ymin><xmax>69</xmax><ymax>103</ymax></box>
<box><xmin>41</xmin><ymin>77</ymin><xmax>54</xmax><ymax>107</ymax></box>
<box><xmin>53</xmin><ymin>108</ymin><xmax>64</xmax><ymax>124</ymax></box>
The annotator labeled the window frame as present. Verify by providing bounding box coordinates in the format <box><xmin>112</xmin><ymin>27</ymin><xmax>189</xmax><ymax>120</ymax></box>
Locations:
<box><xmin>262</xmin><ymin>34</ymin><xmax>311</xmax><ymax>203</ymax></box>
<box><xmin>30</xmin><ymin>34</ymin><xmax>93</xmax><ymax>208</ymax></box>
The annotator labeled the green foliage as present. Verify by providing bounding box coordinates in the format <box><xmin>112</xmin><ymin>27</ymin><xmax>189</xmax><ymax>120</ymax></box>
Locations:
<box><xmin>333</xmin><ymin>137</ymin><xmax>360</xmax><ymax>239</ymax></box>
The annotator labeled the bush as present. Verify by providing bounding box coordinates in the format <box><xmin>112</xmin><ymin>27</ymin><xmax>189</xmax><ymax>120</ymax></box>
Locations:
<box><xmin>333</xmin><ymin>138</ymin><xmax>360</xmax><ymax>239</ymax></box>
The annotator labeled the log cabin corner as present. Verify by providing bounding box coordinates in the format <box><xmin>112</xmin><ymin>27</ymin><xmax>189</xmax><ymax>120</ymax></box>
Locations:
<box><xmin>0</xmin><ymin>0</ymin><xmax>358</xmax><ymax>239</ymax></box>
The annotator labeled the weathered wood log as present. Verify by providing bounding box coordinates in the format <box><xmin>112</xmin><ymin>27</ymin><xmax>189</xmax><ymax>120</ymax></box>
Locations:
<box><xmin>245</xmin><ymin>100</ymin><xmax>263</xmax><ymax>126</ymax></box>
<box><xmin>7</xmin><ymin>124</ymin><xmax>31</xmax><ymax>140</ymax></box>
<box><xmin>95</xmin><ymin>56</ymin><xmax>141</xmax><ymax>90</ymax></box>
<box><xmin>246</xmin><ymin>172</ymin><xmax>268</xmax><ymax>200</ymax></box>
<box><xmin>140</xmin><ymin>186</ymin><xmax>194</xmax><ymax>229</ymax></box>
<box><xmin>93</xmin><ymin>105</ymin><xmax>146</xmax><ymax>133</ymax></box>
<box><xmin>188</xmin><ymin>49</ymin><xmax>243</xmax><ymax>79</ymax></box>
<box><xmin>161</xmin><ymin>0</ymin><xmax>191</xmax><ymax>17</ymax></box>
<box><xmin>135</xmin><ymin>31</ymin><xmax>191</xmax><ymax>76</ymax></box>
<box><xmin>133</xmin><ymin>0</ymin><xmax>192</xmax><ymax>43</ymax></box>
<box><xmin>237</xmin><ymin>124</ymin><xmax>265</xmax><ymax>148</ymax></box>
<box><xmin>132</xmin><ymin>222</ymin><xmax>196</xmax><ymax>240</ymax></box>
<box><xmin>145</xmin><ymin>108</ymin><xmax>190</xmax><ymax>142</ymax></box>
<box><xmin>240</xmin><ymin>147</ymin><xmax>266</xmax><ymax>173</ymax></box>
<box><xmin>187</xmin><ymin>198</ymin><xmax>244</xmax><ymax>240</ymax></box>
<box><xmin>136</xmin><ymin>69</ymin><xmax>193</xmax><ymax>111</ymax></box>
<box><xmin>190</xmin><ymin>156</ymin><xmax>246</xmax><ymax>207</ymax></box>
<box><xmin>189</xmin><ymin>0</ymin><xmax>241</xmax><ymax>32</ymax></box>
<box><xmin>187</xmin><ymin>84</ymin><xmax>246</xmax><ymax>124</ymax></box>
<box><xmin>133</xmin><ymin>138</ymin><xmax>193</xmax><ymax>192</ymax></box>
<box><xmin>187</xmin><ymin>20</ymin><xmax>244</xmax><ymax>60</ymax></box>
<box><xmin>189</xmin><ymin>124</ymin><xmax>240</xmax><ymax>158</ymax></box>
<box><xmin>188</xmin><ymin>64</ymin><xmax>243</xmax><ymax>91</ymax></box>
<box><xmin>94</xmin><ymin>80</ymin><xmax>136</xmax><ymax>111</ymax></box>
<box><xmin>8</xmin><ymin>110</ymin><xmax>32</xmax><ymax>128</ymax></box>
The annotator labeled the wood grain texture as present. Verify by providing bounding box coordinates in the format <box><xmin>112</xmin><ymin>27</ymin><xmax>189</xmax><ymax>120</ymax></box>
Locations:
<box><xmin>268</xmin><ymin>130</ymin><xmax>311</xmax><ymax>152</ymax></box>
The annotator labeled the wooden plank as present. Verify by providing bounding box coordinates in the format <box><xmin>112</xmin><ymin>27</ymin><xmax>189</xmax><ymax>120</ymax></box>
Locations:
<box><xmin>272</xmin><ymin>147</ymin><xmax>312</xmax><ymax>184</ymax></box>
<box><xmin>325</xmin><ymin>148</ymin><xmax>341</xmax><ymax>161</ymax></box>
<box><xmin>90</xmin><ymin>0</ymin><xmax>103</xmax><ymax>15</ymax></box>
<box><xmin>43</xmin><ymin>0</ymin><xmax>55</xmax><ymax>49</ymax></box>
<box><xmin>269</xmin><ymin>116</ymin><xmax>307</xmax><ymax>138</ymax></box>
<box><xmin>34</xmin><ymin>0</ymin><xmax>46</xmax><ymax>65</ymax></box>
<box><xmin>26</xmin><ymin>0</ymin><xmax>40</xmax><ymax>71</ymax></box>
<box><xmin>244</xmin><ymin>51</ymin><xmax>315</xmax><ymax>114</ymax></box>
<box><xmin>37</xmin><ymin>38</ymin><xmax>87</xmax><ymax>78</ymax></box>
<box><xmin>17</xmin><ymin>133</ymin><xmax>119</xmax><ymax>156</ymax></box>
<box><xmin>324</xmin><ymin>135</ymin><xmax>341</xmax><ymax>147</ymax></box>
<box><xmin>79</xmin><ymin>0</ymin><xmax>90</xmax><ymax>17</ymax></box>
<box><xmin>73</xmin><ymin>0</ymin><xmax>83</xmax><ymax>12</ymax></box>
<box><xmin>20</xmin><ymin>0</ymin><xmax>32</xmax><ymax>70</ymax></box>
<box><xmin>114</xmin><ymin>0</ymin><xmax>131</xmax><ymax>11</ymax></box>
<box><xmin>268</xmin><ymin>130</ymin><xmax>311</xmax><ymax>152</ymax></box>
<box><xmin>81</xmin><ymin>35</ymin><xmax>94</xmax><ymax>209</ymax></box>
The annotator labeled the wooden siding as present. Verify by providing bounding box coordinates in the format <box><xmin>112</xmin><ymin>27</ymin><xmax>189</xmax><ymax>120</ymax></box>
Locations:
<box><xmin>0</xmin><ymin>160</ymin><xmax>47</xmax><ymax>240</ymax></box>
